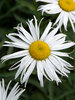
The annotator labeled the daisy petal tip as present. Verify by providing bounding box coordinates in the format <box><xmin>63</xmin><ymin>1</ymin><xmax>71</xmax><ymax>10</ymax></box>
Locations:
<box><xmin>72</xmin><ymin>42</ymin><xmax>75</xmax><ymax>46</ymax></box>
<box><xmin>22</xmin><ymin>88</ymin><xmax>25</xmax><ymax>92</ymax></box>
<box><xmin>63</xmin><ymin>25</ymin><xmax>67</xmax><ymax>31</ymax></box>
<box><xmin>15</xmin><ymin>74</ymin><xmax>19</xmax><ymax>79</ymax></box>
<box><xmin>33</xmin><ymin>15</ymin><xmax>36</xmax><ymax>19</ymax></box>
<box><xmin>40</xmin><ymin>82</ymin><xmax>44</xmax><ymax>87</ymax></box>
<box><xmin>6</xmin><ymin>34</ymin><xmax>9</xmax><ymax>37</ymax></box>
<box><xmin>56</xmin><ymin>80</ymin><xmax>61</xmax><ymax>86</ymax></box>
<box><xmin>9</xmin><ymin>68</ymin><xmax>12</xmax><ymax>71</ymax></box>
<box><xmin>1</xmin><ymin>57</ymin><xmax>5</xmax><ymax>63</ymax></box>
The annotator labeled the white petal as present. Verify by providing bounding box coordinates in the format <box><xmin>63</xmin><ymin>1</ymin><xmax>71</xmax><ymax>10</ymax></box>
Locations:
<box><xmin>69</xmin><ymin>14</ymin><xmax>75</xmax><ymax>32</ymax></box>
<box><xmin>22</xmin><ymin>60</ymin><xmax>36</xmax><ymax>83</ymax></box>
<box><xmin>45</xmin><ymin>27</ymin><xmax>59</xmax><ymax>42</ymax></box>
<box><xmin>52</xmin><ymin>54</ymin><xmax>73</xmax><ymax>68</ymax></box>
<box><xmin>49</xmin><ymin>55</ymin><xmax>69</xmax><ymax>76</ymax></box>
<box><xmin>40</xmin><ymin>21</ymin><xmax>52</xmax><ymax>41</ymax></box>
<box><xmin>37</xmin><ymin>61</ymin><xmax>51</xmax><ymax>81</ymax></box>
<box><xmin>42</xmin><ymin>60</ymin><xmax>54</xmax><ymax>80</ymax></box>
<box><xmin>9</xmin><ymin>60</ymin><xmax>21</xmax><ymax>70</ymax></box>
<box><xmin>63</xmin><ymin>12</ymin><xmax>69</xmax><ymax>31</ymax></box>
<box><xmin>4</xmin><ymin>41</ymin><xmax>29</xmax><ymax>49</ymax></box>
<box><xmin>54</xmin><ymin>11</ymin><xmax>64</xmax><ymax>26</ymax></box>
<box><xmin>51</xmin><ymin>51</ymin><xmax>69</xmax><ymax>57</ymax></box>
<box><xmin>15</xmin><ymin>55</ymin><xmax>33</xmax><ymax>79</ymax></box>
<box><xmin>51</xmin><ymin>42</ymin><xmax>74</xmax><ymax>50</ymax></box>
<box><xmin>45</xmin><ymin>8</ymin><xmax>62</xmax><ymax>14</ymax></box>
<box><xmin>47</xmin><ymin>34</ymin><xmax>66</xmax><ymax>47</ymax></box>
<box><xmin>42</xmin><ymin>60</ymin><xmax>61</xmax><ymax>83</ymax></box>
<box><xmin>1</xmin><ymin>50</ymin><xmax>28</xmax><ymax>62</ymax></box>
<box><xmin>44</xmin><ymin>4</ymin><xmax>62</xmax><ymax>14</ymax></box>
<box><xmin>34</xmin><ymin>16</ymin><xmax>40</xmax><ymax>40</ymax></box>
<box><xmin>27</xmin><ymin>19</ymin><xmax>37</xmax><ymax>40</ymax></box>
<box><xmin>46</xmin><ymin>59</ymin><xmax>61</xmax><ymax>82</ymax></box>
<box><xmin>6</xmin><ymin>33</ymin><xmax>29</xmax><ymax>45</ymax></box>
<box><xmin>37</xmin><ymin>62</ymin><xmax>44</xmax><ymax>87</ymax></box>
<box><xmin>15</xmin><ymin>23</ymin><xmax>34</xmax><ymax>43</ymax></box>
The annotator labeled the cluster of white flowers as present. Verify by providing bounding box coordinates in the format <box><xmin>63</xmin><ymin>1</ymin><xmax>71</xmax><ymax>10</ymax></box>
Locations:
<box><xmin>0</xmin><ymin>0</ymin><xmax>75</xmax><ymax>99</ymax></box>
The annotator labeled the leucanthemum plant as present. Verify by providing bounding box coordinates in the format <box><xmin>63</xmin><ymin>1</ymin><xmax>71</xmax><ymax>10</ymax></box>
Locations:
<box><xmin>36</xmin><ymin>0</ymin><xmax>75</xmax><ymax>31</ymax></box>
<box><xmin>1</xmin><ymin>16</ymin><xmax>74</xmax><ymax>87</ymax></box>
<box><xmin>0</xmin><ymin>79</ymin><xmax>25</xmax><ymax>100</ymax></box>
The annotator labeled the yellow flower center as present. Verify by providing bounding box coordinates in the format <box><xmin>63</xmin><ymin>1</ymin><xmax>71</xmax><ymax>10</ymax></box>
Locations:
<box><xmin>29</xmin><ymin>40</ymin><xmax>51</xmax><ymax>60</ymax></box>
<box><xmin>59</xmin><ymin>0</ymin><xmax>75</xmax><ymax>12</ymax></box>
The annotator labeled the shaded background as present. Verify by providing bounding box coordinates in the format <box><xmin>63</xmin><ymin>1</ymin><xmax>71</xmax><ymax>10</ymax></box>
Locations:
<box><xmin>0</xmin><ymin>0</ymin><xmax>75</xmax><ymax>100</ymax></box>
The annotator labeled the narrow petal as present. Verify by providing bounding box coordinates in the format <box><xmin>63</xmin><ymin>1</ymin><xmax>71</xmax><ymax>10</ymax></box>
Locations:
<box><xmin>69</xmin><ymin>14</ymin><xmax>75</xmax><ymax>32</ymax></box>
<box><xmin>45</xmin><ymin>27</ymin><xmax>59</xmax><ymax>43</ymax></box>
<box><xmin>49</xmin><ymin>55</ymin><xmax>70</xmax><ymax>76</ymax></box>
<box><xmin>51</xmin><ymin>42</ymin><xmax>75</xmax><ymax>50</ymax></box>
<box><xmin>40</xmin><ymin>21</ymin><xmax>52</xmax><ymax>41</ymax></box>
<box><xmin>27</xmin><ymin>19</ymin><xmax>37</xmax><ymax>40</ymax></box>
<box><xmin>63</xmin><ymin>12</ymin><xmax>69</xmax><ymax>31</ymax></box>
<box><xmin>15</xmin><ymin>23</ymin><xmax>34</xmax><ymax>43</ymax></box>
<box><xmin>4</xmin><ymin>41</ymin><xmax>29</xmax><ymax>49</ymax></box>
<box><xmin>1</xmin><ymin>50</ymin><xmax>28</xmax><ymax>62</ymax></box>
<box><xmin>51</xmin><ymin>51</ymin><xmax>69</xmax><ymax>57</ymax></box>
<box><xmin>37</xmin><ymin>62</ymin><xmax>44</xmax><ymax>87</ymax></box>
<box><xmin>15</xmin><ymin>55</ymin><xmax>33</xmax><ymax>79</ymax></box>
<box><xmin>22</xmin><ymin>60</ymin><xmax>36</xmax><ymax>83</ymax></box>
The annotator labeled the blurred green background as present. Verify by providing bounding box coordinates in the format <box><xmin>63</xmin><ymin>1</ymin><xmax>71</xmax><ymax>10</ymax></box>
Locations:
<box><xmin>0</xmin><ymin>0</ymin><xmax>75</xmax><ymax>100</ymax></box>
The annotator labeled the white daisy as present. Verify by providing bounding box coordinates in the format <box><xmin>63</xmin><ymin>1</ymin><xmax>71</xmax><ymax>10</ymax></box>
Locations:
<box><xmin>36</xmin><ymin>0</ymin><xmax>75</xmax><ymax>31</ymax></box>
<box><xmin>0</xmin><ymin>79</ymin><xmax>25</xmax><ymax>100</ymax></box>
<box><xmin>1</xmin><ymin>16</ymin><xmax>74</xmax><ymax>87</ymax></box>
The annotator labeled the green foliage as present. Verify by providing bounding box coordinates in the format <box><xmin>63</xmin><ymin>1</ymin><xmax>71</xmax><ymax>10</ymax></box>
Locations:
<box><xmin>0</xmin><ymin>0</ymin><xmax>75</xmax><ymax>100</ymax></box>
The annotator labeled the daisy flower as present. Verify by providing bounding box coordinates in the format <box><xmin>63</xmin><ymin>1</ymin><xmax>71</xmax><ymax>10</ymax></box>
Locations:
<box><xmin>36</xmin><ymin>0</ymin><xmax>75</xmax><ymax>31</ymax></box>
<box><xmin>1</xmin><ymin>16</ymin><xmax>74</xmax><ymax>87</ymax></box>
<box><xmin>0</xmin><ymin>79</ymin><xmax>25</xmax><ymax>100</ymax></box>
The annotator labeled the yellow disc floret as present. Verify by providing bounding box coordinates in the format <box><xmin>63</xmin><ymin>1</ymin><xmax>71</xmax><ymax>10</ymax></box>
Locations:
<box><xmin>29</xmin><ymin>40</ymin><xmax>51</xmax><ymax>60</ymax></box>
<box><xmin>59</xmin><ymin>0</ymin><xmax>75</xmax><ymax>12</ymax></box>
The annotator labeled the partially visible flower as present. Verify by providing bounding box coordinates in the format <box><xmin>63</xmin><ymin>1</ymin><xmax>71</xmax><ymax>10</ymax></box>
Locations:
<box><xmin>36</xmin><ymin>0</ymin><xmax>75</xmax><ymax>31</ymax></box>
<box><xmin>0</xmin><ymin>79</ymin><xmax>25</xmax><ymax>100</ymax></box>
<box><xmin>1</xmin><ymin>16</ymin><xmax>74</xmax><ymax>87</ymax></box>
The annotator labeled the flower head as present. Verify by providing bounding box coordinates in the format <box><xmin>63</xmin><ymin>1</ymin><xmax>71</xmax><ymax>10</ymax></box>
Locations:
<box><xmin>1</xmin><ymin>16</ymin><xmax>74</xmax><ymax>87</ymax></box>
<box><xmin>36</xmin><ymin>0</ymin><xmax>75</xmax><ymax>31</ymax></box>
<box><xmin>0</xmin><ymin>79</ymin><xmax>25</xmax><ymax>100</ymax></box>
